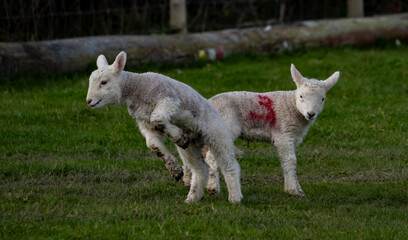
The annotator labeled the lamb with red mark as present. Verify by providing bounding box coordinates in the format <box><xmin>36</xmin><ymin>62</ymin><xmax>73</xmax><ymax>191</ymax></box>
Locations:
<box><xmin>183</xmin><ymin>64</ymin><xmax>340</xmax><ymax>198</ymax></box>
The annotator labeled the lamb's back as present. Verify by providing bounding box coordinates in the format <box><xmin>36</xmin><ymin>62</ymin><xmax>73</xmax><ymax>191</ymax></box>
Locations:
<box><xmin>210</xmin><ymin>90</ymin><xmax>307</xmax><ymax>142</ymax></box>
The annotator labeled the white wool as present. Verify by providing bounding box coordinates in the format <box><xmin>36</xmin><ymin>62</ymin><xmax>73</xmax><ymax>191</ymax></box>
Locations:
<box><xmin>184</xmin><ymin>64</ymin><xmax>339</xmax><ymax>196</ymax></box>
<box><xmin>86</xmin><ymin>51</ymin><xmax>243</xmax><ymax>203</ymax></box>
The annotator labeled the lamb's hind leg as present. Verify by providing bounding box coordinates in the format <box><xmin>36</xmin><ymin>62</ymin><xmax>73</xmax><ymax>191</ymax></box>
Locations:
<box><xmin>139</xmin><ymin>122</ymin><xmax>183</xmax><ymax>181</ymax></box>
<box><xmin>182</xmin><ymin>165</ymin><xmax>192</xmax><ymax>189</ymax></box>
<box><xmin>209</xmin><ymin>144</ymin><xmax>242</xmax><ymax>203</ymax></box>
<box><xmin>185</xmin><ymin>145</ymin><xmax>242</xmax><ymax>195</ymax></box>
<box><xmin>204</xmin><ymin>148</ymin><xmax>220</xmax><ymax>195</ymax></box>
<box><xmin>275</xmin><ymin>140</ymin><xmax>305</xmax><ymax>196</ymax></box>
<box><xmin>177</xmin><ymin>144</ymin><xmax>209</xmax><ymax>203</ymax></box>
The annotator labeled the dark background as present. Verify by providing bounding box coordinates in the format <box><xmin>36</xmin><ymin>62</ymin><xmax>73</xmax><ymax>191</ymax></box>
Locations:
<box><xmin>1</xmin><ymin>0</ymin><xmax>406</xmax><ymax>42</ymax></box>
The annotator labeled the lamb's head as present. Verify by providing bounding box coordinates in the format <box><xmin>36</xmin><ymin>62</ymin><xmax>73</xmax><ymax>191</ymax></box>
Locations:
<box><xmin>290</xmin><ymin>64</ymin><xmax>339</xmax><ymax>121</ymax></box>
<box><xmin>86</xmin><ymin>51</ymin><xmax>127</xmax><ymax>109</ymax></box>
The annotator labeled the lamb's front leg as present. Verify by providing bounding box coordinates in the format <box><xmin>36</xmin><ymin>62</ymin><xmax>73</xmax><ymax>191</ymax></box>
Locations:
<box><xmin>139</xmin><ymin>122</ymin><xmax>184</xmax><ymax>181</ymax></box>
<box><xmin>274</xmin><ymin>141</ymin><xmax>305</xmax><ymax>196</ymax></box>
<box><xmin>150</xmin><ymin>99</ymin><xmax>189</xmax><ymax>149</ymax></box>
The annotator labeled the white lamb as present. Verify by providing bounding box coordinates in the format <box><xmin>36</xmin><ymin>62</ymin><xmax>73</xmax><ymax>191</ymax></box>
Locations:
<box><xmin>86</xmin><ymin>51</ymin><xmax>242</xmax><ymax>203</ymax></box>
<box><xmin>185</xmin><ymin>64</ymin><xmax>339</xmax><ymax>196</ymax></box>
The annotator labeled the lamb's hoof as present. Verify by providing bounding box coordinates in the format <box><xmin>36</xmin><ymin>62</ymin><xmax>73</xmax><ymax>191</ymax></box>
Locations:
<box><xmin>286</xmin><ymin>189</ymin><xmax>305</xmax><ymax>197</ymax></box>
<box><xmin>206</xmin><ymin>188</ymin><xmax>220</xmax><ymax>195</ymax></box>
<box><xmin>176</xmin><ymin>137</ymin><xmax>190</xmax><ymax>149</ymax></box>
<box><xmin>228</xmin><ymin>195</ymin><xmax>243</xmax><ymax>204</ymax></box>
<box><xmin>185</xmin><ymin>195</ymin><xmax>200</xmax><ymax>204</ymax></box>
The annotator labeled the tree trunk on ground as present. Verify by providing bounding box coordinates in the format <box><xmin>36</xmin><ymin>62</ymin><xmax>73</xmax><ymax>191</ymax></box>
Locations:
<box><xmin>1</xmin><ymin>14</ymin><xmax>408</xmax><ymax>78</ymax></box>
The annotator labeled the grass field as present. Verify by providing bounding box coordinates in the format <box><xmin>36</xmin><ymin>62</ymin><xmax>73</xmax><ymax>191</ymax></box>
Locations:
<box><xmin>1</xmin><ymin>45</ymin><xmax>408</xmax><ymax>239</ymax></box>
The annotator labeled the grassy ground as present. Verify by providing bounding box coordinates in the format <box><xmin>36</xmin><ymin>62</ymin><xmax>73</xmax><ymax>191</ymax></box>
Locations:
<box><xmin>1</xmin><ymin>45</ymin><xmax>408</xmax><ymax>239</ymax></box>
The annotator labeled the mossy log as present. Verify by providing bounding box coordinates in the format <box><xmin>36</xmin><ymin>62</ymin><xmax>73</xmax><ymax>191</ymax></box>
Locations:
<box><xmin>1</xmin><ymin>14</ymin><xmax>408</xmax><ymax>77</ymax></box>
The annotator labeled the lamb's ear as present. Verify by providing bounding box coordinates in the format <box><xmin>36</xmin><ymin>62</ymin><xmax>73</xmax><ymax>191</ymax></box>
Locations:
<box><xmin>96</xmin><ymin>55</ymin><xmax>109</xmax><ymax>69</ymax></box>
<box><xmin>110</xmin><ymin>51</ymin><xmax>127</xmax><ymax>75</ymax></box>
<box><xmin>291</xmin><ymin>64</ymin><xmax>304</xmax><ymax>87</ymax></box>
<box><xmin>323</xmin><ymin>71</ymin><xmax>340</xmax><ymax>92</ymax></box>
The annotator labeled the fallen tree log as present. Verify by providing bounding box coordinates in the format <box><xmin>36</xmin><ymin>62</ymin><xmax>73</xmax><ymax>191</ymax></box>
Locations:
<box><xmin>1</xmin><ymin>13</ymin><xmax>408</xmax><ymax>77</ymax></box>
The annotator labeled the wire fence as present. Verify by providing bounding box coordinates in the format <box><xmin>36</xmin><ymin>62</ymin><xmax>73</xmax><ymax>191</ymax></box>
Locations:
<box><xmin>1</xmin><ymin>0</ymin><xmax>406</xmax><ymax>42</ymax></box>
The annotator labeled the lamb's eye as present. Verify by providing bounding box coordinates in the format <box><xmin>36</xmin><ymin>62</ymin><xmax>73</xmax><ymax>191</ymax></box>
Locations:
<box><xmin>322</xmin><ymin>97</ymin><xmax>325</xmax><ymax>101</ymax></box>
<box><xmin>100</xmin><ymin>80</ymin><xmax>108</xmax><ymax>85</ymax></box>
<box><xmin>300</xmin><ymin>95</ymin><xmax>303</xmax><ymax>99</ymax></box>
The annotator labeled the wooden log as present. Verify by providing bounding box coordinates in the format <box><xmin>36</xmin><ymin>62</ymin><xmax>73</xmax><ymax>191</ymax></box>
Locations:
<box><xmin>1</xmin><ymin>14</ymin><xmax>408</xmax><ymax>77</ymax></box>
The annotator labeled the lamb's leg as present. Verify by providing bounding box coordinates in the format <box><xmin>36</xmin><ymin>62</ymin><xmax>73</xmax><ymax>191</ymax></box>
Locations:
<box><xmin>177</xmin><ymin>144</ymin><xmax>209</xmax><ymax>203</ymax></box>
<box><xmin>187</xmin><ymin>145</ymin><xmax>241</xmax><ymax>195</ymax></box>
<box><xmin>275</xmin><ymin>141</ymin><xmax>305</xmax><ymax>196</ymax></box>
<box><xmin>150</xmin><ymin>100</ymin><xmax>189</xmax><ymax>149</ymax></box>
<box><xmin>152</xmin><ymin>121</ymin><xmax>189</xmax><ymax>149</ymax></box>
<box><xmin>210</xmin><ymin>145</ymin><xmax>242</xmax><ymax>203</ymax></box>
<box><xmin>204</xmin><ymin>149</ymin><xmax>220</xmax><ymax>195</ymax></box>
<box><xmin>182</xmin><ymin>165</ymin><xmax>192</xmax><ymax>189</ymax></box>
<box><xmin>139</xmin><ymin>122</ymin><xmax>184</xmax><ymax>181</ymax></box>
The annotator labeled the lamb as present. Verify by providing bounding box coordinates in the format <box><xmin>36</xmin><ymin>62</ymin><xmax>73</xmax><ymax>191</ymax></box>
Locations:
<box><xmin>185</xmin><ymin>64</ymin><xmax>339</xmax><ymax>196</ymax></box>
<box><xmin>86</xmin><ymin>51</ymin><xmax>243</xmax><ymax>203</ymax></box>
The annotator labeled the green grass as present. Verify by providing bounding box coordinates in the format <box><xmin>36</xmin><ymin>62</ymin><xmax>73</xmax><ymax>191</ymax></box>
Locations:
<box><xmin>1</xmin><ymin>45</ymin><xmax>408</xmax><ymax>239</ymax></box>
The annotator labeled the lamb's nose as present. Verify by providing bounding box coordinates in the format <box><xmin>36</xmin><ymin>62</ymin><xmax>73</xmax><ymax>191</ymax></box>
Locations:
<box><xmin>307</xmin><ymin>112</ymin><xmax>315</xmax><ymax>118</ymax></box>
<box><xmin>87</xmin><ymin>99</ymin><xmax>92</xmax><ymax>105</ymax></box>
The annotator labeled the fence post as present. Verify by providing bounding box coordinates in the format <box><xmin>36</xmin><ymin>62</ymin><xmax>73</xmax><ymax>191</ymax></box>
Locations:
<box><xmin>279</xmin><ymin>0</ymin><xmax>286</xmax><ymax>23</ymax></box>
<box><xmin>347</xmin><ymin>0</ymin><xmax>364</xmax><ymax>18</ymax></box>
<box><xmin>170</xmin><ymin>0</ymin><xmax>187</xmax><ymax>34</ymax></box>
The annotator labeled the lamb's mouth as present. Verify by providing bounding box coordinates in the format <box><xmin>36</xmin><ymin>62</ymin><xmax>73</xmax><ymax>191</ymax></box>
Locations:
<box><xmin>89</xmin><ymin>100</ymin><xmax>102</xmax><ymax>108</ymax></box>
<box><xmin>303</xmin><ymin>114</ymin><xmax>315</xmax><ymax>121</ymax></box>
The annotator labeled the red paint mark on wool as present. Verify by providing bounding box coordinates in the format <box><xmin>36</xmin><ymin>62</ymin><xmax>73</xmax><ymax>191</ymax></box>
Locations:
<box><xmin>249</xmin><ymin>95</ymin><xmax>276</xmax><ymax>127</ymax></box>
